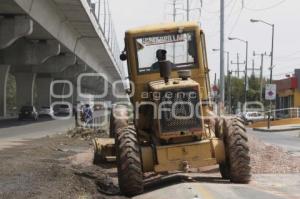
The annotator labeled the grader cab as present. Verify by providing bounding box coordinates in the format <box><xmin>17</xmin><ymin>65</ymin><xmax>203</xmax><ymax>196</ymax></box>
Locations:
<box><xmin>93</xmin><ymin>22</ymin><xmax>251</xmax><ymax>196</ymax></box>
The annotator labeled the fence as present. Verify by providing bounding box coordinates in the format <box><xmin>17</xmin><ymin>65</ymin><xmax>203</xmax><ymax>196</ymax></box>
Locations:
<box><xmin>267</xmin><ymin>107</ymin><xmax>300</xmax><ymax>119</ymax></box>
<box><xmin>86</xmin><ymin>0</ymin><xmax>124</xmax><ymax>77</ymax></box>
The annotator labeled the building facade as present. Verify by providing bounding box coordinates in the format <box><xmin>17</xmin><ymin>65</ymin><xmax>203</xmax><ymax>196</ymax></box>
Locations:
<box><xmin>274</xmin><ymin>69</ymin><xmax>300</xmax><ymax>117</ymax></box>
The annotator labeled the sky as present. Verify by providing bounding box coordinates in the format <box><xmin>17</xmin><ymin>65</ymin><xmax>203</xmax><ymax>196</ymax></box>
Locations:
<box><xmin>108</xmin><ymin>0</ymin><xmax>300</xmax><ymax>81</ymax></box>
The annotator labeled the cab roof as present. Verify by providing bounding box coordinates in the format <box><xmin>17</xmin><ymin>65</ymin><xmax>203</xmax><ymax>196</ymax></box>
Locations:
<box><xmin>126</xmin><ymin>21</ymin><xmax>202</xmax><ymax>36</ymax></box>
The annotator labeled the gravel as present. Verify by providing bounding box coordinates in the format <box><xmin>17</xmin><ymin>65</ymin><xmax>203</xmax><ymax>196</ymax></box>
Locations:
<box><xmin>248</xmin><ymin>134</ymin><xmax>300</xmax><ymax>174</ymax></box>
<box><xmin>0</xmin><ymin>134</ymin><xmax>125</xmax><ymax>199</ymax></box>
<box><xmin>0</xmin><ymin>131</ymin><xmax>299</xmax><ymax>199</ymax></box>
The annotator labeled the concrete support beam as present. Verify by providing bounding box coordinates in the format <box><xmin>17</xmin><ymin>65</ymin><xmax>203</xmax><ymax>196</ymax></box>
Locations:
<box><xmin>15</xmin><ymin>72</ymin><xmax>36</xmax><ymax>109</ymax></box>
<box><xmin>52</xmin><ymin>64</ymin><xmax>86</xmax><ymax>79</ymax></box>
<box><xmin>0</xmin><ymin>39</ymin><xmax>60</xmax><ymax>66</ymax></box>
<box><xmin>0</xmin><ymin>65</ymin><xmax>11</xmax><ymax>117</ymax></box>
<box><xmin>36</xmin><ymin>75</ymin><xmax>53</xmax><ymax>108</ymax></box>
<box><xmin>13</xmin><ymin>0</ymin><xmax>122</xmax><ymax>83</ymax></box>
<box><xmin>0</xmin><ymin>16</ymin><xmax>33</xmax><ymax>49</ymax></box>
<box><xmin>33</xmin><ymin>53</ymin><xmax>76</xmax><ymax>73</ymax></box>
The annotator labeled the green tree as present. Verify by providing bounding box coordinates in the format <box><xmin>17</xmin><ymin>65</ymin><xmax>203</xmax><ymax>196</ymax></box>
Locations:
<box><xmin>225</xmin><ymin>74</ymin><xmax>267</xmax><ymax>113</ymax></box>
<box><xmin>6</xmin><ymin>74</ymin><xmax>16</xmax><ymax>115</ymax></box>
<box><xmin>247</xmin><ymin>74</ymin><xmax>261</xmax><ymax>101</ymax></box>
<box><xmin>225</xmin><ymin>76</ymin><xmax>244</xmax><ymax>113</ymax></box>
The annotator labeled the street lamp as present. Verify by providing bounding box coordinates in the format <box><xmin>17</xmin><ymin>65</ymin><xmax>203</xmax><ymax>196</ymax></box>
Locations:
<box><xmin>212</xmin><ymin>49</ymin><xmax>231</xmax><ymax>114</ymax></box>
<box><xmin>228</xmin><ymin>37</ymin><xmax>249</xmax><ymax>106</ymax></box>
<box><xmin>250</xmin><ymin>18</ymin><xmax>275</xmax><ymax>129</ymax></box>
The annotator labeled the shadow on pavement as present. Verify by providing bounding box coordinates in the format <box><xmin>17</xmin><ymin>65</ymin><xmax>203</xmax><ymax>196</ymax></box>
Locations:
<box><xmin>143</xmin><ymin>173</ymin><xmax>230</xmax><ymax>194</ymax></box>
<box><xmin>0</xmin><ymin>117</ymin><xmax>54</xmax><ymax>128</ymax></box>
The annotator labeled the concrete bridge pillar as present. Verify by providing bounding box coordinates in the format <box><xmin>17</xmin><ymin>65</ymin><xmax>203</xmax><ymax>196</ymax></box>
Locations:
<box><xmin>15</xmin><ymin>72</ymin><xmax>36</xmax><ymax>110</ymax></box>
<box><xmin>51</xmin><ymin>80</ymin><xmax>74</xmax><ymax>105</ymax></box>
<box><xmin>36</xmin><ymin>76</ymin><xmax>53</xmax><ymax>108</ymax></box>
<box><xmin>0</xmin><ymin>65</ymin><xmax>11</xmax><ymax>117</ymax></box>
<box><xmin>0</xmin><ymin>16</ymin><xmax>33</xmax><ymax>49</ymax></box>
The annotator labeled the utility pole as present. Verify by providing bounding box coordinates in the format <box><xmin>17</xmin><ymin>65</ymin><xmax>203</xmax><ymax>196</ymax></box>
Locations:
<box><xmin>252</xmin><ymin>59</ymin><xmax>255</xmax><ymax>76</ymax></box>
<box><xmin>244</xmin><ymin>41</ymin><xmax>248</xmax><ymax>105</ymax></box>
<box><xmin>187</xmin><ymin>0</ymin><xmax>190</xmax><ymax>21</ymax></box>
<box><xmin>172</xmin><ymin>0</ymin><xmax>177</xmax><ymax>21</ymax></box>
<box><xmin>259</xmin><ymin>54</ymin><xmax>264</xmax><ymax>100</ymax></box>
<box><xmin>219</xmin><ymin>0</ymin><xmax>225</xmax><ymax>114</ymax></box>
<box><xmin>226</xmin><ymin>52</ymin><xmax>230</xmax><ymax>76</ymax></box>
<box><xmin>228</xmin><ymin>37</ymin><xmax>248</xmax><ymax>105</ymax></box>
<box><xmin>231</xmin><ymin>53</ymin><xmax>245</xmax><ymax>78</ymax></box>
<box><xmin>268</xmin><ymin>24</ymin><xmax>275</xmax><ymax>129</ymax></box>
<box><xmin>214</xmin><ymin>73</ymin><xmax>217</xmax><ymax>86</ymax></box>
<box><xmin>172</xmin><ymin>0</ymin><xmax>177</xmax><ymax>63</ymax></box>
<box><xmin>253</xmin><ymin>52</ymin><xmax>268</xmax><ymax>101</ymax></box>
<box><xmin>228</xmin><ymin>70</ymin><xmax>232</xmax><ymax>114</ymax></box>
<box><xmin>212</xmin><ymin>48</ymin><xmax>230</xmax><ymax>114</ymax></box>
<box><xmin>103</xmin><ymin>0</ymin><xmax>107</xmax><ymax>34</ymax></box>
<box><xmin>250</xmin><ymin>19</ymin><xmax>275</xmax><ymax>129</ymax></box>
<box><xmin>173</xmin><ymin>0</ymin><xmax>201</xmax><ymax>22</ymax></box>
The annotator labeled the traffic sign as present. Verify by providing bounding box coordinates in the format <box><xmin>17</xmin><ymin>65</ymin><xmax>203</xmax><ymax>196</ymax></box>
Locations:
<box><xmin>212</xmin><ymin>85</ymin><xmax>218</xmax><ymax>97</ymax></box>
<box><xmin>265</xmin><ymin>84</ymin><xmax>277</xmax><ymax>100</ymax></box>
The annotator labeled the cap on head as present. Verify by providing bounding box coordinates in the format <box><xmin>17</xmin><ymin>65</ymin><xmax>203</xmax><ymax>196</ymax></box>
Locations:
<box><xmin>156</xmin><ymin>49</ymin><xmax>167</xmax><ymax>61</ymax></box>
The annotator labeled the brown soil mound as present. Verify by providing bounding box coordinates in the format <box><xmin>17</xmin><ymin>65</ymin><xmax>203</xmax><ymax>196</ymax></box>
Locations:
<box><xmin>248</xmin><ymin>135</ymin><xmax>300</xmax><ymax>174</ymax></box>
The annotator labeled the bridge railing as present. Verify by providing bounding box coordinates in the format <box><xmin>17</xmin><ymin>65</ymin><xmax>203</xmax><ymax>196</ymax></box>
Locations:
<box><xmin>86</xmin><ymin>0</ymin><xmax>124</xmax><ymax>78</ymax></box>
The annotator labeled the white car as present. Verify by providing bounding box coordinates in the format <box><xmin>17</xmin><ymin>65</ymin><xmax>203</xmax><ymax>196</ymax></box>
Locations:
<box><xmin>243</xmin><ymin>112</ymin><xmax>266</xmax><ymax>124</ymax></box>
<box><xmin>38</xmin><ymin>106</ymin><xmax>54</xmax><ymax>117</ymax></box>
<box><xmin>56</xmin><ymin>104</ymin><xmax>72</xmax><ymax>115</ymax></box>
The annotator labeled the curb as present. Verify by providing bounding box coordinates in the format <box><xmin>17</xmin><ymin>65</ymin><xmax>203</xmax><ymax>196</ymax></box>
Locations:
<box><xmin>253</xmin><ymin>127</ymin><xmax>300</xmax><ymax>132</ymax></box>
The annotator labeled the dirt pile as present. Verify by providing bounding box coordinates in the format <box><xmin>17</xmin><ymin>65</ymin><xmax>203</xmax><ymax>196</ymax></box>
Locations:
<box><xmin>248</xmin><ymin>134</ymin><xmax>300</xmax><ymax>174</ymax></box>
<box><xmin>0</xmin><ymin>134</ymin><xmax>124</xmax><ymax>199</ymax></box>
<box><xmin>67</xmin><ymin>127</ymin><xmax>108</xmax><ymax>140</ymax></box>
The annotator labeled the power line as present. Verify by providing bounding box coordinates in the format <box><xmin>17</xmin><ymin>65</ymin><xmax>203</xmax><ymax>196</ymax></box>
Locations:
<box><xmin>244</xmin><ymin>0</ymin><xmax>288</xmax><ymax>11</ymax></box>
<box><xmin>228</xmin><ymin>7</ymin><xmax>243</xmax><ymax>36</ymax></box>
<box><xmin>201</xmin><ymin>0</ymin><xmax>234</xmax><ymax>14</ymax></box>
<box><xmin>226</xmin><ymin>0</ymin><xmax>238</xmax><ymax>22</ymax></box>
<box><xmin>200</xmin><ymin>0</ymin><xmax>238</xmax><ymax>38</ymax></box>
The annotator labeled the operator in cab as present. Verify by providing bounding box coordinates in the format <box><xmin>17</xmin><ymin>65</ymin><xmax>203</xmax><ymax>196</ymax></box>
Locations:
<box><xmin>151</xmin><ymin>49</ymin><xmax>175</xmax><ymax>71</ymax></box>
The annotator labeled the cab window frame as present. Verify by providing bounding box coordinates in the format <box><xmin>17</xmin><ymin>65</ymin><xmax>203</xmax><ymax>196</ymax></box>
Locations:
<box><xmin>133</xmin><ymin>30</ymin><xmax>199</xmax><ymax>75</ymax></box>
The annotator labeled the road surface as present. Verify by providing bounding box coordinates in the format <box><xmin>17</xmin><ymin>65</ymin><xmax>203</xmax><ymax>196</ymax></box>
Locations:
<box><xmin>0</xmin><ymin>120</ymin><xmax>299</xmax><ymax>198</ymax></box>
<box><xmin>0</xmin><ymin>117</ymin><xmax>74</xmax><ymax>150</ymax></box>
<box><xmin>134</xmin><ymin>174</ymin><xmax>300</xmax><ymax>199</ymax></box>
<box><xmin>248</xmin><ymin>128</ymin><xmax>300</xmax><ymax>156</ymax></box>
<box><xmin>133</xmin><ymin>128</ymin><xmax>300</xmax><ymax>199</ymax></box>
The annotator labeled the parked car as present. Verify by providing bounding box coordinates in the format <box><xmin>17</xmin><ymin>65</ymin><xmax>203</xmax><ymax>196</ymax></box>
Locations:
<box><xmin>55</xmin><ymin>104</ymin><xmax>72</xmax><ymax>115</ymax></box>
<box><xmin>18</xmin><ymin>106</ymin><xmax>39</xmax><ymax>120</ymax></box>
<box><xmin>243</xmin><ymin>112</ymin><xmax>264</xmax><ymax>124</ymax></box>
<box><xmin>38</xmin><ymin>106</ymin><xmax>54</xmax><ymax>117</ymax></box>
<box><xmin>242</xmin><ymin>111</ymin><xmax>274</xmax><ymax>124</ymax></box>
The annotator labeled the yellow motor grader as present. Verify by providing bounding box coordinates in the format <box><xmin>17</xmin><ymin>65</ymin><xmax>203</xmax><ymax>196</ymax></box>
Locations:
<box><xmin>93</xmin><ymin>22</ymin><xmax>251</xmax><ymax>196</ymax></box>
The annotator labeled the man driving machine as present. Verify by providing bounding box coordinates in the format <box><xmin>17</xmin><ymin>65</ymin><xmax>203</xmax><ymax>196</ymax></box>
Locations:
<box><xmin>151</xmin><ymin>49</ymin><xmax>175</xmax><ymax>71</ymax></box>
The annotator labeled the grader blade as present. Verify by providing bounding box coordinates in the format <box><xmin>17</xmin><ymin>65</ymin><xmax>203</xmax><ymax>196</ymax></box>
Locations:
<box><xmin>92</xmin><ymin>138</ymin><xmax>116</xmax><ymax>164</ymax></box>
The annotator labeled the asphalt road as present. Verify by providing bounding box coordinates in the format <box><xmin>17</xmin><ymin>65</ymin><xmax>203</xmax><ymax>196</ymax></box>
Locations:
<box><xmin>248</xmin><ymin>128</ymin><xmax>300</xmax><ymax>156</ymax></box>
<box><xmin>0</xmin><ymin>118</ymin><xmax>299</xmax><ymax>198</ymax></box>
<box><xmin>134</xmin><ymin>128</ymin><xmax>300</xmax><ymax>199</ymax></box>
<box><xmin>0</xmin><ymin>117</ymin><xmax>74</xmax><ymax>150</ymax></box>
<box><xmin>134</xmin><ymin>173</ymin><xmax>300</xmax><ymax>199</ymax></box>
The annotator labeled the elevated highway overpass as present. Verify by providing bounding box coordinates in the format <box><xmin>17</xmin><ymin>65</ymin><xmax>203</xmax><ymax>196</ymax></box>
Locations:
<box><xmin>0</xmin><ymin>0</ymin><xmax>125</xmax><ymax>118</ymax></box>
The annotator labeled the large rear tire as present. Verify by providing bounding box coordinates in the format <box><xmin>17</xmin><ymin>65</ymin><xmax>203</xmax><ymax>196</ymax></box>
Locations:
<box><xmin>116</xmin><ymin>126</ymin><xmax>144</xmax><ymax>196</ymax></box>
<box><xmin>220</xmin><ymin>118</ymin><xmax>251</xmax><ymax>183</ymax></box>
<box><xmin>109</xmin><ymin>105</ymin><xmax>129</xmax><ymax>138</ymax></box>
